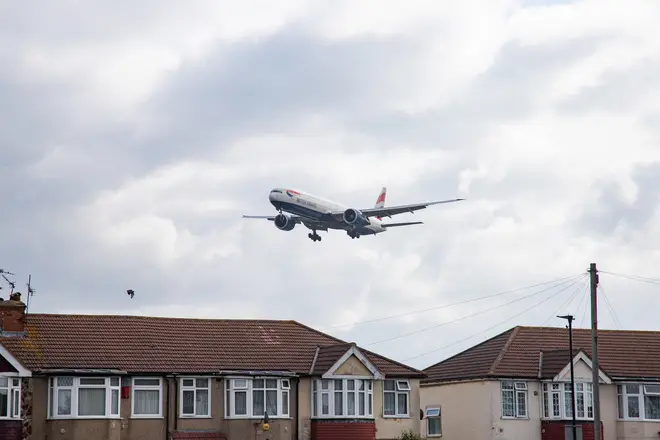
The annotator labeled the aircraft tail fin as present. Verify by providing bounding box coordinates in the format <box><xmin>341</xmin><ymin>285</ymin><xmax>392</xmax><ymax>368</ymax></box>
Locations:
<box><xmin>374</xmin><ymin>187</ymin><xmax>386</xmax><ymax>220</ymax></box>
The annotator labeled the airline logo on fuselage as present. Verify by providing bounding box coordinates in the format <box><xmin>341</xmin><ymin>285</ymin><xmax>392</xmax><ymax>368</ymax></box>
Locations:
<box><xmin>286</xmin><ymin>190</ymin><xmax>300</xmax><ymax>198</ymax></box>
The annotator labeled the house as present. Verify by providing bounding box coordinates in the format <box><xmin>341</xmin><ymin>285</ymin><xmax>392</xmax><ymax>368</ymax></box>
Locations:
<box><xmin>419</xmin><ymin>325</ymin><xmax>660</xmax><ymax>440</ymax></box>
<box><xmin>0</xmin><ymin>293</ymin><xmax>424</xmax><ymax>440</ymax></box>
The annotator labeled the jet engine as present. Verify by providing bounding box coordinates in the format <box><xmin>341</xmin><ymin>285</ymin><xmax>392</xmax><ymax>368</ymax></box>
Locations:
<box><xmin>274</xmin><ymin>213</ymin><xmax>295</xmax><ymax>231</ymax></box>
<box><xmin>343</xmin><ymin>208</ymin><xmax>368</xmax><ymax>226</ymax></box>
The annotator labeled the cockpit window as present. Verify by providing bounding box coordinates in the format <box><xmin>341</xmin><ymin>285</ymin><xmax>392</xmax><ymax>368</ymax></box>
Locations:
<box><xmin>271</xmin><ymin>189</ymin><xmax>282</xmax><ymax>193</ymax></box>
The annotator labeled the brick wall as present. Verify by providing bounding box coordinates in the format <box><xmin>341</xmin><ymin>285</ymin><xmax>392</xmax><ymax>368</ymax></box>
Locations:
<box><xmin>541</xmin><ymin>421</ymin><xmax>604</xmax><ymax>440</ymax></box>
<box><xmin>0</xmin><ymin>420</ymin><xmax>23</xmax><ymax>440</ymax></box>
<box><xmin>311</xmin><ymin>419</ymin><xmax>376</xmax><ymax>440</ymax></box>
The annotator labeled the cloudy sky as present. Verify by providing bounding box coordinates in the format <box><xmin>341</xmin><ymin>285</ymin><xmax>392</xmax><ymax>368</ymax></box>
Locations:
<box><xmin>2</xmin><ymin>0</ymin><xmax>660</xmax><ymax>370</ymax></box>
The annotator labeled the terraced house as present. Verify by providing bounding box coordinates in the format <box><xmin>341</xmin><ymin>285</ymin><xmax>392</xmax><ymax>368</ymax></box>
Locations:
<box><xmin>0</xmin><ymin>293</ymin><xmax>423</xmax><ymax>440</ymax></box>
<box><xmin>419</xmin><ymin>325</ymin><xmax>660</xmax><ymax>440</ymax></box>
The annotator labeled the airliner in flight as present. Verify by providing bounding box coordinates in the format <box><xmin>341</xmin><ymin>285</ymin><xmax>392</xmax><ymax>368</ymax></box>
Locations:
<box><xmin>242</xmin><ymin>187</ymin><xmax>464</xmax><ymax>242</ymax></box>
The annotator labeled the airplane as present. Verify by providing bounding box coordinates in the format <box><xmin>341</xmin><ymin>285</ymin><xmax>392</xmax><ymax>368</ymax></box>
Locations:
<box><xmin>242</xmin><ymin>187</ymin><xmax>464</xmax><ymax>242</ymax></box>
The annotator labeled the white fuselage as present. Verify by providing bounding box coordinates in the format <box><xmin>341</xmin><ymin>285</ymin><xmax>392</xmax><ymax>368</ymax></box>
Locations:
<box><xmin>268</xmin><ymin>188</ymin><xmax>385</xmax><ymax>234</ymax></box>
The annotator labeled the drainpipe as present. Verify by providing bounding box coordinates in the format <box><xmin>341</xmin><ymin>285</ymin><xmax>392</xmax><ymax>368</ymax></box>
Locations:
<box><xmin>294</xmin><ymin>378</ymin><xmax>299</xmax><ymax>440</ymax></box>
<box><xmin>164</xmin><ymin>375</ymin><xmax>170</xmax><ymax>440</ymax></box>
<box><xmin>174</xmin><ymin>375</ymin><xmax>179</xmax><ymax>432</ymax></box>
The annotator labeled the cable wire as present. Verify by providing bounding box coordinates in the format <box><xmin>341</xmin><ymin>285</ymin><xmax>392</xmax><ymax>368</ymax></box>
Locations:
<box><xmin>599</xmin><ymin>284</ymin><xmax>622</xmax><ymax>329</ymax></box>
<box><xmin>363</xmin><ymin>274</ymin><xmax>586</xmax><ymax>348</ymax></box>
<box><xmin>401</xmin><ymin>274</ymin><xmax>587</xmax><ymax>362</ymax></box>
<box><xmin>574</xmin><ymin>283</ymin><xmax>589</xmax><ymax>328</ymax></box>
<box><xmin>540</xmin><ymin>278</ymin><xmax>588</xmax><ymax>327</ymax></box>
<box><xmin>599</xmin><ymin>270</ymin><xmax>660</xmax><ymax>286</ymax></box>
<box><xmin>320</xmin><ymin>273</ymin><xmax>584</xmax><ymax>331</ymax></box>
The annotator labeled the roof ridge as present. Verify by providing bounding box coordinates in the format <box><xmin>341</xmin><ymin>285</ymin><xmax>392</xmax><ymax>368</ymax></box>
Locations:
<box><xmin>24</xmin><ymin>313</ymin><xmax>302</xmax><ymax>323</ymax></box>
<box><xmin>518</xmin><ymin>325</ymin><xmax>660</xmax><ymax>334</ymax></box>
<box><xmin>489</xmin><ymin>326</ymin><xmax>520</xmax><ymax>375</ymax></box>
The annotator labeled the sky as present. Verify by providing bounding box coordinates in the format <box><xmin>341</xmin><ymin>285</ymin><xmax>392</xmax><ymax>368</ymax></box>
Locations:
<box><xmin>1</xmin><ymin>0</ymin><xmax>660</xmax><ymax>371</ymax></box>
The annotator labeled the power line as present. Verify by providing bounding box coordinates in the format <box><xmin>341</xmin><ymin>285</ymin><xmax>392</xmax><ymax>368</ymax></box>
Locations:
<box><xmin>599</xmin><ymin>270</ymin><xmax>660</xmax><ymax>286</ymax></box>
<box><xmin>320</xmin><ymin>273</ymin><xmax>584</xmax><ymax>331</ymax></box>
<box><xmin>363</xmin><ymin>274</ymin><xmax>586</xmax><ymax>348</ymax></box>
<box><xmin>401</xmin><ymin>274</ymin><xmax>587</xmax><ymax>362</ymax></box>
<box><xmin>574</xmin><ymin>283</ymin><xmax>589</xmax><ymax>328</ymax></box>
<box><xmin>599</xmin><ymin>284</ymin><xmax>622</xmax><ymax>329</ymax></box>
<box><xmin>540</xmin><ymin>278</ymin><xmax>588</xmax><ymax>327</ymax></box>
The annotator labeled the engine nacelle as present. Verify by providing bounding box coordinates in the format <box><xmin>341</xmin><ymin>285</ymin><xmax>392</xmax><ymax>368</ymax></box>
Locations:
<box><xmin>343</xmin><ymin>208</ymin><xmax>369</xmax><ymax>226</ymax></box>
<box><xmin>274</xmin><ymin>213</ymin><xmax>296</xmax><ymax>231</ymax></box>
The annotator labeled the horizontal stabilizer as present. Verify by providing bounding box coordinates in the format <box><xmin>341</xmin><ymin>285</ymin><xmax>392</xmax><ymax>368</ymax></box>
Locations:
<box><xmin>382</xmin><ymin>221</ymin><xmax>424</xmax><ymax>228</ymax></box>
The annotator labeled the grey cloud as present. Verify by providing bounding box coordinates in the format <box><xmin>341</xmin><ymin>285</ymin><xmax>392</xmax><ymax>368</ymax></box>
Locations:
<box><xmin>572</xmin><ymin>161</ymin><xmax>660</xmax><ymax>237</ymax></box>
<box><xmin>350</xmin><ymin>35</ymin><xmax>610</xmax><ymax>149</ymax></box>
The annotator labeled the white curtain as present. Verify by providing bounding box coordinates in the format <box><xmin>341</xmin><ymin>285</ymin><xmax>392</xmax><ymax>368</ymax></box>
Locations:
<box><xmin>78</xmin><ymin>388</ymin><xmax>106</xmax><ymax>416</ymax></box>
<box><xmin>134</xmin><ymin>389</ymin><xmax>160</xmax><ymax>415</ymax></box>
<box><xmin>195</xmin><ymin>389</ymin><xmax>209</xmax><ymax>416</ymax></box>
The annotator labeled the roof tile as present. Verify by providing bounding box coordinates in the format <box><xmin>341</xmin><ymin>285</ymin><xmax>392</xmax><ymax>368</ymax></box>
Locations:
<box><xmin>0</xmin><ymin>314</ymin><xmax>424</xmax><ymax>378</ymax></box>
<box><xmin>423</xmin><ymin>326</ymin><xmax>660</xmax><ymax>383</ymax></box>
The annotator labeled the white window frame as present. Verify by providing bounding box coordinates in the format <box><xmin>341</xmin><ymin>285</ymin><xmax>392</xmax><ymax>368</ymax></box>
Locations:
<box><xmin>131</xmin><ymin>377</ymin><xmax>163</xmax><ymax>419</ymax></box>
<box><xmin>47</xmin><ymin>376</ymin><xmax>121</xmax><ymax>419</ymax></box>
<box><xmin>617</xmin><ymin>383</ymin><xmax>660</xmax><ymax>421</ymax></box>
<box><xmin>224</xmin><ymin>377</ymin><xmax>291</xmax><ymax>419</ymax></box>
<box><xmin>0</xmin><ymin>376</ymin><xmax>21</xmax><ymax>419</ymax></box>
<box><xmin>383</xmin><ymin>379</ymin><xmax>409</xmax><ymax>418</ymax></box>
<box><xmin>179</xmin><ymin>377</ymin><xmax>212</xmax><ymax>418</ymax></box>
<box><xmin>541</xmin><ymin>381</ymin><xmax>594</xmax><ymax>420</ymax></box>
<box><xmin>500</xmin><ymin>380</ymin><xmax>528</xmax><ymax>419</ymax></box>
<box><xmin>425</xmin><ymin>407</ymin><xmax>441</xmax><ymax>437</ymax></box>
<box><xmin>311</xmin><ymin>378</ymin><xmax>374</xmax><ymax>419</ymax></box>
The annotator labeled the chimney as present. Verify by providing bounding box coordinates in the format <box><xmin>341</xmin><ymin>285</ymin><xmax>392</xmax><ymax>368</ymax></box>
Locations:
<box><xmin>0</xmin><ymin>292</ymin><xmax>26</xmax><ymax>334</ymax></box>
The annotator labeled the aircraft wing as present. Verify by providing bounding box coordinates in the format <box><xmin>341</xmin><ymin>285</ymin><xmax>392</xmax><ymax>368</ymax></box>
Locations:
<box><xmin>333</xmin><ymin>198</ymin><xmax>465</xmax><ymax>219</ymax></box>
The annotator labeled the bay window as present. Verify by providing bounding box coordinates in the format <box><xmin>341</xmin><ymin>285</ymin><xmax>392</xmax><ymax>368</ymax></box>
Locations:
<box><xmin>384</xmin><ymin>379</ymin><xmax>409</xmax><ymax>417</ymax></box>
<box><xmin>0</xmin><ymin>377</ymin><xmax>21</xmax><ymax>419</ymax></box>
<box><xmin>311</xmin><ymin>378</ymin><xmax>373</xmax><ymax>418</ymax></box>
<box><xmin>501</xmin><ymin>381</ymin><xmax>528</xmax><ymax>418</ymax></box>
<box><xmin>48</xmin><ymin>376</ymin><xmax>120</xmax><ymax>419</ymax></box>
<box><xmin>225</xmin><ymin>377</ymin><xmax>290</xmax><ymax>418</ymax></box>
<box><xmin>180</xmin><ymin>377</ymin><xmax>211</xmax><ymax>418</ymax></box>
<box><xmin>618</xmin><ymin>383</ymin><xmax>660</xmax><ymax>420</ymax></box>
<box><xmin>132</xmin><ymin>377</ymin><xmax>162</xmax><ymax>418</ymax></box>
<box><xmin>541</xmin><ymin>382</ymin><xmax>593</xmax><ymax>420</ymax></box>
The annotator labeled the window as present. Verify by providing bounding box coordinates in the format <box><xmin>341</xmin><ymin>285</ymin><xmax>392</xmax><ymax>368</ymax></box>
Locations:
<box><xmin>618</xmin><ymin>383</ymin><xmax>660</xmax><ymax>421</ymax></box>
<box><xmin>501</xmin><ymin>381</ymin><xmax>528</xmax><ymax>418</ymax></box>
<box><xmin>132</xmin><ymin>377</ymin><xmax>162</xmax><ymax>418</ymax></box>
<box><xmin>384</xmin><ymin>379</ymin><xmax>409</xmax><ymax>417</ymax></box>
<box><xmin>48</xmin><ymin>376</ymin><xmax>120</xmax><ymax>419</ymax></box>
<box><xmin>425</xmin><ymin>407</ymin><xmax>441</xmax><ymax>437</ymax></box>
<box><xmin>225</xmin><ymin>377</ymin><xmax>290</xmax><ymax>418</ymax></box>
<box><xmin>180</xmin><ymin>378</ymin><xmax>211</xmax><ymax>417</ymax></box>
<box><xmin>311</xmin><ymin>378</ymin><xmax>373</xmax><ymax>418</ymax></box>
<box><xmin>541</xmin><ymin>382</ymin><xmax>594</xmax><ymax>420</ymax></box>
<box><xmin>0</xmin><ymin>377</ymin><xmax>21</xmax><ymax>419</ymax></box>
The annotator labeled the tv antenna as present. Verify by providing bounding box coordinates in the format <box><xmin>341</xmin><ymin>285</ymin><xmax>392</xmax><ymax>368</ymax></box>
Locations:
<box><xmin>26</xmin><ymin>274</ymin><xmax>35</xmax><ymax>314</ymax></box>
<box><xmin>0</xmin><ymin>269</ymin><xmax>16</xmax><ymax>294</ymax></box>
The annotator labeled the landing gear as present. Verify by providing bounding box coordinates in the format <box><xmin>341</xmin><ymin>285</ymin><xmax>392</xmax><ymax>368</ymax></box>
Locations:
<box><xmin>347</xmin><ymin>231</ymin><xmax>360</xmax><ymax>239</ymax></box>
<box><xmin>308</xmin><ymin>231</ymin><xmax>322</xmax><ymax>242</ymax></box>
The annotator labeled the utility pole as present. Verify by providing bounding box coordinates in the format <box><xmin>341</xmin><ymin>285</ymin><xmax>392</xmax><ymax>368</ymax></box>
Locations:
<box><xmin>590</xmin><ymin>263</ymin><xmax>601</xmax><ymax>440</ymax></box>
<box><xmin>558</xmin><ymin>314</ymin><xmax>577</xmax><ymax>440</ymax></box>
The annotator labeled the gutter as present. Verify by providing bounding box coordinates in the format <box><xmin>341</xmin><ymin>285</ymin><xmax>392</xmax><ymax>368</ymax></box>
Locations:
<box><xmin>36</xmin><ymin>368</ymin><xmax>128</xmax><ymax>375</ymax></box>
<box><xmin>217</xmin><ymin>370</ymin><xmax>298</xmax><ymax>377</ymax></box>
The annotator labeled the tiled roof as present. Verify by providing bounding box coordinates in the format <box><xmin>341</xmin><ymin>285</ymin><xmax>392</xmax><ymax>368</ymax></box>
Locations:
<box><xmin>310</xmin><ymin>343</ymin><xmax>353</xmax><ymax>375</ymax></box>
<box><xmin>539</xmin><ymin>349</ymin><xmax>582</xmax><ymax>378</ymax></box>
<box><xmin>0</xmin><ymin>314</ymin><xmax>424</xmax><ymax>377</ymax></box>
<box><xmin>423</xmin><ymin>326</ymin><xmax>660</xmax><ymax>383</ymax></box>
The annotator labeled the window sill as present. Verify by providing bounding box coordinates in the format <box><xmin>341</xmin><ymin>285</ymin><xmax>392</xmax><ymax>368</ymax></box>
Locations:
<box><xmin>616</xmin><ymin>418</ymin><xmax>660</xmax><ymax>423</ymax></box>
<box><xmin>311</xmin><ymin>416</ymin><xmax>375</xmax><ymax>420</ymax></box>
<box><xmin>179</xmin><ymin>415</ymin><xmax>212</xmax><ymax>419</ymax></box>
<box><xmin>501</xmin><ymin>417</ymin><xmax>530</xmax><ymax>421</ymax></box>
<box><xmin>383</xmin><ymin>415</ymin><xmax>411</xmax><ymax>419</ymax></box>
<box><xmin>130</xmin><ymin>415</ymin><xmax>164</xmax><ymax>419</ymax></box>
<box><xmin>47</xmin><ymin>417</ymin><xmax>122</xmax><ymax>421</ymax></box>
<box><xmin>224</xmin><ymin>416</ymin><xmax>292</xmax><ymax>420</ymax></box>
